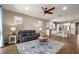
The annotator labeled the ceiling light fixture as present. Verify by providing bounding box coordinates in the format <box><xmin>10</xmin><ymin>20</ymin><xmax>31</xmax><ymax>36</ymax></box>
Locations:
<box><xmin>63</xmin><ymin>6</ymin><xmax>67</xmax><ymax>10</ymax></box>
<box><xmin>25</xmin><ymin>7</ymin><xmax>29</xmax><ymax>10</ymax></box>
<box><xmin>38</xmin><ymin>21</ymin><xmax>42</xmax><ymax>24</ymax></box>
<box><xmin>44</xmin><ymin>15</ymin><xmax>46</xmax><ymax>16</ymax></box>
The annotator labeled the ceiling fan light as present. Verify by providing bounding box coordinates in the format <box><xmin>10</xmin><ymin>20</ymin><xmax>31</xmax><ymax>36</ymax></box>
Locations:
<box><xmin>44</xmin><ymin>15</ymin><xmax>46</xmax><ymax>16</ymax></box>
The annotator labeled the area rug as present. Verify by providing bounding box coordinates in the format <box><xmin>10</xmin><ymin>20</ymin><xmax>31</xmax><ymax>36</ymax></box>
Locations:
<box><xmin>16</xmin><ymin>39</ymin><xmax>65</xmax><ymax>54</ymax></box>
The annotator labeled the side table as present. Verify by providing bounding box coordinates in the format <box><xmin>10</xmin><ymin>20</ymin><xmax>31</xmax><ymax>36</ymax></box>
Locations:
<box><xmin>9</xmin><ymin>35</ymin><xmax>17</xmax><ymax>44</ymax></box>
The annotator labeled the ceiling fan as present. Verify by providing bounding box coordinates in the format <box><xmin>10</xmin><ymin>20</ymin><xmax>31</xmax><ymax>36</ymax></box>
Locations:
<box><xmin>41</xmin><ymin>7</ymin><xmax>55</xmax><ymax>16</ymax></box>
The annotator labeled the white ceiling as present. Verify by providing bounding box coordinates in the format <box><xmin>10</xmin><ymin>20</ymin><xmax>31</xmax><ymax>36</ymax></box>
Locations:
<box><xmin>2</xmin><ymin>4</ymin><xmax>79</xmax><ymax>22</ymax></box>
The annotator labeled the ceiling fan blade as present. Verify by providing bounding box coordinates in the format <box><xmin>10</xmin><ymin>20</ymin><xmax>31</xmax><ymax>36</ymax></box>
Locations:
<box><xmin>48</xmin><ymin>12</ymin><xmax>53</xmax><ymax>14</ymax></box>
<box><xmin>48</xmin><ymin>7</ymin><xmax>55</xmax><ymax>11</ymax></box>
<box><xmin>41</xmin><ymin>7</ymin><xmax>45</xmax><ymax>11</ymax></box>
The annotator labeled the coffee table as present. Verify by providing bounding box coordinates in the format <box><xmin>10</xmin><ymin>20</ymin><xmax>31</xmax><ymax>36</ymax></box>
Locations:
<box><xmin>38</xmin><ymin>35</ymin><xmax>49</xmax><ymax>41</ymax></box>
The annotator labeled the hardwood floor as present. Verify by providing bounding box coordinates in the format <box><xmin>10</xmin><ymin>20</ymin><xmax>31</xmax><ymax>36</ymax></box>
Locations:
<box><xmin>50</xmin><ymin>34</ymin><xmax>77</xmax><ymax>54</ymax></box>
<box><xmin>0</xmin><ymin>44</ymin><xmax>19</xmax><ymax>54</ymax></box>
<box><xmin>0</xmin><ymin>34</ymin><xmax>78</xmax><ymax>54</ymax></box>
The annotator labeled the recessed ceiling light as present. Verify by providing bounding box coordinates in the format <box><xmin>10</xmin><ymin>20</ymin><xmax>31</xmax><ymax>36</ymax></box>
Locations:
<box><xmin>38</xmin><ymin>21</ymin><xmax>42</xmax><ymax>24</ymax></box>
<box><xmin>63</xmin><ymin>6</ymin><xmax>67</xmax><ymax>10</ymax></box>
<box><xmin>25</xmin><ymin>7</ymin><xmax>29</xmax><ymax>10</ymax></box>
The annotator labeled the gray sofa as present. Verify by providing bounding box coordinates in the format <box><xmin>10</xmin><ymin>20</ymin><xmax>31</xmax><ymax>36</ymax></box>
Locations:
<box><xmin>18</xmin><ymin>30</ymin><xmax>40</xmax><ymax>42</ymax></box>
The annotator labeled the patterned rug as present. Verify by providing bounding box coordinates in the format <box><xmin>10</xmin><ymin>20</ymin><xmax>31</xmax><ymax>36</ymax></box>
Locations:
<box><xmin>16</xmin><ymin>39</ymin><xmax>65</xmax><ymax>54</ymax></box>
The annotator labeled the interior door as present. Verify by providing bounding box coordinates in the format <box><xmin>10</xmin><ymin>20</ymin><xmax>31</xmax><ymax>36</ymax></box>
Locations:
<box><xmin>0</xmin><ymin>6</ymin><xmax>3</xmax><ymax>47</ymax></box>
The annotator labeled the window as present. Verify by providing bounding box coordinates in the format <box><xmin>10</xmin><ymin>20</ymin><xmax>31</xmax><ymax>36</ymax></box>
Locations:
<box><xmin>0</xmin><ymin>6</ymin><xmax>3</xmax><ymax>47</ymax></box>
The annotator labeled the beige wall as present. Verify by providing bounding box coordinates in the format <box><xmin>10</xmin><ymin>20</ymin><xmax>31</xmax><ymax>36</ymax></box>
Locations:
<box><xmin>3</xmin><ymin>10</ymin><xmax>47</xmax><ymax>41</ymax></box>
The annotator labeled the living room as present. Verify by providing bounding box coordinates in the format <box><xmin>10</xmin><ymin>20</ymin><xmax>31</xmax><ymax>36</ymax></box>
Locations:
<box><xmin>3</xmin><ymin>8</ymin><xmax>47</xmax><ymax>43</ymax></box>
<box><xmin>0</xmin><ymin>4</ymin><xmax>79</xmax><ymax>54</ymax></box>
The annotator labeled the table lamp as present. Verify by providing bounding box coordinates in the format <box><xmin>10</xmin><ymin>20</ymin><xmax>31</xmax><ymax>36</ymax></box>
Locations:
<box><xmin>10</xmin><ymin>27</ymin><xmax>16</xmax><ymax>35</ymax></box>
